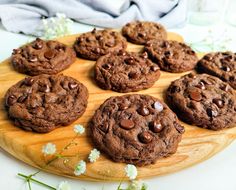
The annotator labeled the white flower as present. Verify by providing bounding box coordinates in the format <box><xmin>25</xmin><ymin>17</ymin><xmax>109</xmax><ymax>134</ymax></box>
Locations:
<box><xmin>57</xmin><ymin>181</ymin><xmax>71</xmax><ymax>190</ymax></box>
<box><xmin>127</xmin><ymin>180</ymin><xmax>148</xmax><ymax>190</ymax></box>
<box><xmin>125</xmin><ymin>164</ymin><xmax>137</xmax><ymax>180</ymax></box>
<box><xmin>42</xmin><ymin>143</ymin><xmax>56</xmax><ymax>155</ymax></box>
<box><xmin>74</xmin><ymin>124</ymin><xmax>85</xmax><ymax>134</ymax></box>
<box><xmin>74</xmin><ymin>160</ymin><xmax>86</xmax><ymax>176</ymax></box>
<box><xmin>88</xmin><ymin>149</ymin><xmax>100</xmax><ymax>163</ymax></box>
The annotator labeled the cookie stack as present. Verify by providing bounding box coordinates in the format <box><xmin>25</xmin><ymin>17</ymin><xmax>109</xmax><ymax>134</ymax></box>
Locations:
<box><xmin>4</xmin><ymin>21</ymin><xmax>236</xmax><ymax>167</ymax></box>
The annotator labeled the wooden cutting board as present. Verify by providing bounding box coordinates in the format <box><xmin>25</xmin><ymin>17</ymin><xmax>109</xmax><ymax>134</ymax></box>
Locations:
<box><xmin>0</xmin><ymin>32</ymin><xmax>236</xmax><ymax>181</ymax></box>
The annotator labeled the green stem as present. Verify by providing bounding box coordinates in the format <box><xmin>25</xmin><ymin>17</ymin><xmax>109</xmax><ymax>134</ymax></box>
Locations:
<box><xmin>18</xmin><ymin>173</ymin><xmax>56</xmax><ymax>190</ymax></box>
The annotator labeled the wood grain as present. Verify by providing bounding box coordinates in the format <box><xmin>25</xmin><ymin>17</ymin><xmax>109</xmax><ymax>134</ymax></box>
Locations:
<box><xmin>0</xmin><ymin>32</ymin><xmax>236</xmax><ymax>181</ymax></box>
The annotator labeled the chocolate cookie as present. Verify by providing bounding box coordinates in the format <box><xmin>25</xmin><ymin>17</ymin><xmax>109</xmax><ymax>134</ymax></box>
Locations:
<box><xmin>197</xmin><ymin>51</ymin><xmax>236</xmax><ymax>89</ymax></box>
<box><xmin>11</xmin><ymin>38</ymin><xmax>76</xmax><ymax>76</ymax></box>
<box><xmin>122</xmin><ymin>21</ymin><xmax>167</xmax><ymax>45</ymax></box>
<box><xmin>166</xmin><ymin>73</ymin><xmax>236</xmax><ymax>130</ymax></box>
<box><xmin>73</xmin><ymin>29</ymin><xmax>127</xmax><ymax>60</ymax></box>
<box><xmin>144</xmin><ymin>40</ymin><xmax>198</xmax><ymax>73</ymax></box>
<box><xmin>90</xmin><ymin>94</ymin><xmax>184</xmax><ymax>166</ymax></box>
<box><xmin>94</xmin><ymin>51</ymin><xmax>161</xmax><ymax>92</ymax></box>
<box><xmin>5</xmin><ymin>74</ymin><xmax>88</xmax><ymax>133</ymax></box>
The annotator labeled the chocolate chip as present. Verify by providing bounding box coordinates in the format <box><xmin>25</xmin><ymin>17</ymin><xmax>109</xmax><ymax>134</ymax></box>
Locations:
<box><xmin>100</xmin><ymin>123</ymin><xmax>109</xmax><ymax>133</ymax></box>
<box><xmin>91</xmin><ymin>28</ymin><xmax>96</xmax><ymax>34</ymax></box>
<box><xmin>77</xmin><ymin>37</ymin><xmax>84</xmax><ymax>43</ymax></box>
<box><xmin>118</xmin><ymin>50</ymin><xmax>126</xmax><ymax>56</ymax></box>
<box><xmin>175</xmin><ymin>125</ymin><xmax>185</xmax><ymax>134</ymax></box>
<box><xmin>124</xmin><ymin>57</ymin><xmax>135</xmax><ymax>65</ymax></box>
<box><xmin>33</xmin><ymin>40</ymin><xmax>43</xmax><ymax>49</ymax></box>
<box><xmin>128</xmin><ymin>72</ymin><xmax>139</xmax><ymax>79</ymax></box>
<box><xmin>119</xmin><ymin>103</ymin><xmax>128</xmax><ymax>110</ymax></box>
<box><xmin>169</xmin><ymin>85</ymin><xmax>180</xmax><ymax>93</ymax></box>
<box><xmin>189</xmin><ymin>90</ymin><xmax>201</xmax><ymax>101</ymax></box>
<box><xmin>213</xmin><ymin>98</ymin><xmax>224</xmax><ymax>108</ymax></box>
<box><xmin>120</xmin><ymin>119</ymin><xmax>135</xmax><ymax>130</ymax></box>
<box><xmin>206</xmin><ymin>108</ymin><xmax>218</xmax><ymax>117</ymax></box>
<box><xmin>142</xmin><ymin>52</ymin><xmax>148</xmax><ymax>59</ymax></box>
<box><xmin>188</xmin><ymin>73</ymin><xmax>197</xmax><ymax>79</ymax></box>
<box><xmin>93</xmin><ymin>47</ymin><xmax>100</xmax><ymax>53</ymax></box>
<box><xmin>229</xmin><ymin>76</ymin><xmax>235</xmax><ymax>81</ymax></box>
<box><xmin>195</xmin><ymin>82</ymin><xmax>205</xmax><ymax>90</ymax></box>
<box><xmin>18</xmin><ymin>94</ymin><xmax>27</xmax><ymax>103</ymax></box>
<box><xmin>138</xmin><ymin>105</ymin><xmax>150</xmax><ymax>116</ymax></box>
<box><xmin>153</xmin><ymin>101</ymin><xmax>163</xmax><ymax>112</ymax></box>
<box><xmin>221</xmin><ymin>84</ymin><xmax>229</xmax><ymax>92</ymax></box>
<box><xmin>68</xmin><ymin>82</ymin><xmax>78</xmax><ymax>89</ymax></box>
<box><xmin>138</xmin><ymin>32</ymin><xmax>146</xmax><ymax>37</ymax></box>
<box><xmin>149</xmin><ymin>121</ymin><xmax>163</xmax><ymax>133</ymax></box>
<box><xmin>24</xmin><ymin>77</ymin><xmax>34</xmax><ymax>86</ymax></box>
<box><xmin>221</xmin><ymin>66</ymin><xmax>231</xmax><ymax>72</ymax></box>
<box><xmin>12</xmin><ymin>49</ymin><xmax>21</xmax><ymax>55</ymax></box>
<box><xmin>164</xmin><ymin>51</ymin><xmax>171</xmax><ymax>57</ymax></box>
<box><xmin>6</xmin><ymin>95</ymin><xmax>16</xmax><ymax>106</ymax></box>
<box><xmin>150</xmin><ymin>65</ymin><xmax>159</xmax><ymax>72</ymax></box>
<box><xmin>44</xmin><ymin>50</ymin><xmax>55</xmax><ymax>59</ymax></box>
<box><xmin>40</xmin><ymin>84</ymin><xmax>50</xmax><ymax>93</ymax></box>
<box><xmin>102</xmin><ymin>64</ymin><xmax>111</xmax><ymax>70</ymax></box>
<box><xmin>138</xmin><ymin>131</ymin><xmax>153</xmax><ymax>143</ymax></box>
<box><xmin>29</xmin><ymin>55</ymin><xmax>38</xmax><ymax>62</ymax></box>
<box><xmin>96</xmin><ymin>35</ymin><xmax>103</xmax><ymax>41</ymax></box>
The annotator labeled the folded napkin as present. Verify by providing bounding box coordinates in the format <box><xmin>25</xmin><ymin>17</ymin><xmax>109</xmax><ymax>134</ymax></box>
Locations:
<box><xmin>0</xmin><ymin>0</ymin><xmax>187</xmax><ymax>36</ymax></box>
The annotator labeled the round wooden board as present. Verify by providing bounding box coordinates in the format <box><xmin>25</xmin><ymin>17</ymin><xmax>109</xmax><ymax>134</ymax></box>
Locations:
<box><xmin>0</xmin><ymin>32</ymin><xmax>236</xmax><ymax>182</ymax></box>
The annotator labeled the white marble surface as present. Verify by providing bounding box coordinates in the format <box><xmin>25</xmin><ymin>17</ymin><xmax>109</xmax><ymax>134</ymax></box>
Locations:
<box><xmin>1</xmin><ymin>22</ymin><xmax>236</xmax><ymax>190</ymax></box>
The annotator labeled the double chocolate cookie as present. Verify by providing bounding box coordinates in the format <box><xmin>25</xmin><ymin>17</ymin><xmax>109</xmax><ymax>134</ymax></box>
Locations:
<box><xmin>122</xmin><ymin>21</ymin><xmax>167</xmax><ymax>45</ymax></box>
<box><xmin>5</xmin><ymin>74</ymin><xmax>88</xmax><ymax>133</ymax></box>
<box><xmin>90</xmin><ymin>94</ymin><xmax>184</xmax><ymax>166</ymax></box>
<box><xmin>197</xmin><ymin>51</ymin><xmax>236</xmax><ymax>89</ymax></box>
<box><xmin>94</xmin><ymin>51</ymin><xmax>161</xmax><ymax>92</ymax></box>
<box><xmin>166</xmin><ymin>73</ymin><xmax>236</xmax><ymax>130</ymax></box>
<box><xmin>73</xmin><ymin>29</ymin><xmax>127</xmax><ymax>60</ymax></box>
<box><xmin>11</xmin><ymin>38</ymin><xmax>76</xmax><ymax>76</ymax></box>
<box><xmin>144</xmin><ymin>40</ymin><xmax>198</xmax><ymax>73</ymax></box>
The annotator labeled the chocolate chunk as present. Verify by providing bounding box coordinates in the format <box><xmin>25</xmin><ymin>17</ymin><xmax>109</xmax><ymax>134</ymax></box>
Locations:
<box><xmin>12</xmin><ymin>49</ymin><xmax>21</xmax><ymax>55</ymax></box>
<box><xmin>68</xmin><ymin>82</ymin><xmax>78</xmax><ymax>89</ymax></box>
<box><xmin>175</xmin><ymin>125</ymin><xmax>185</xmax><ymax>134</ymax></box>
<box><xmin>151</xmin><ymin>65</ymin><xmax>159</xmax><ymax>72</ymax></box>
<box><xmin>120</xmin><ymin>119</ymin><xmax>135</xmax><ymax>129</ymax></box>
<box><xmin>138</xmin><ymin>105</ymin><xmax>150</xmax><ymax>116</ymax></box>
<box><xmin>24</xmin><ymin>77</ymin><xmax>34</xmax><ymax>86</ymax></box>
<box><xmin>29</xmin><ymin>55</ymin><xmax>38</xmax><ymax>62</ymax></box>
<box><xmin>213</xmin><ymin>98</ymin><xmax>224</xmax><ymax>108</ymax></box>
<box><xmin>128</xmin><ymin>72</ymin><xmax>139</xmax><ymax>79</ymax></box>
<box><xmin>6</xmin><ymin>95</ymin><xmax>16</xmax><ymax>106</ymax></box>
<box><xmin>18</xmin><ymin>94</ymin><xmax>27</xmax><ymax>103</ymax></box>
<box><xmin>206</xmin><ymin>108</ymin><xmax>218</xmax><ymax>117</ymax></box>
<box><xmin>139</xmin><ymin>131</ymin><xmax>153</xmax><ymax>143</ymax></box>
<box><xmin>40</xmin><ymin>84</ymin><xmax>50</xmax><ymax>93</ymax></box>
<box><xmin>153</xmin><ymin>101</ymin><xmax>163</xmax><ymax>112</ymax></box>
<box><xmin>195</xmin><ymin>82</ymin><xmax>206</xmax><ymax>90</ymax></box>
<box><xmin>222</xmin><ymin>66</ymin><xmax>231</xmax><ymax>72</ymax></box>
<box><xmin>149</xmin><ymin>121</ymin><xmax>163</xmax><ymax>133</ymax></box>
<box><xmin>189</xmin><ymin>90</ymin><xmax>202</xmax><ymax>101</ymax></box>
<box><xmin>44</xmin><ymin>50</ymin><xmax>55</xmax><ymax>59</ymax></box>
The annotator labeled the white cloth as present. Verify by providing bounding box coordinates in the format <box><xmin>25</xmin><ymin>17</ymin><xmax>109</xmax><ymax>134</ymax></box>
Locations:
<box><xmin>0</xmin><ymin>0</ymin><xmax>187</xmax><ymax>36</ymax></box>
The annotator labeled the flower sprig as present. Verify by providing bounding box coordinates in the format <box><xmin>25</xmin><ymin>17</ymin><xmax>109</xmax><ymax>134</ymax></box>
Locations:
<box><xmin>41</xmin><ymin>13</ymin><xmax>73</xmax><ymax>40</ymax></box>
<box><xmin>18</xmin><ymin>123</ymin><xmax>148</xmax><ymax>190</ymax></box>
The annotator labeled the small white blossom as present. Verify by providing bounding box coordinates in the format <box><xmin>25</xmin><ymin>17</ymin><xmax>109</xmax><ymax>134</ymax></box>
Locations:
<box><xmin>74</xmin><ymin>160</ymin><xmax>86</xmax><ymax>176</ymax></box>
<box><xmin>74</xmin><ymin>124</ymin><xmax>85</xmax><ymax>134</ymax></box>
<box><xmin>125</xmin><ymin>164</ymin><xmax>137</xmax><ymax>180</ymax></box>
<box><xmin>88</xmin><ymin>148</ymin><xmax>100</xmax><ymax>163</ymax></box>
<box><xmin>127</xmin><ymin>180</ymin><xmax>148</xmax><ymax>190</ymax></box>
<box><xmin>57</xmin><ymin>181</ymin><xmax>71</xmax><ymax>190</ymax></box>
<box><xmin>42</xmin><ymin>143</ymin><xmax>56</xmax><ymax>155</ymax></box>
